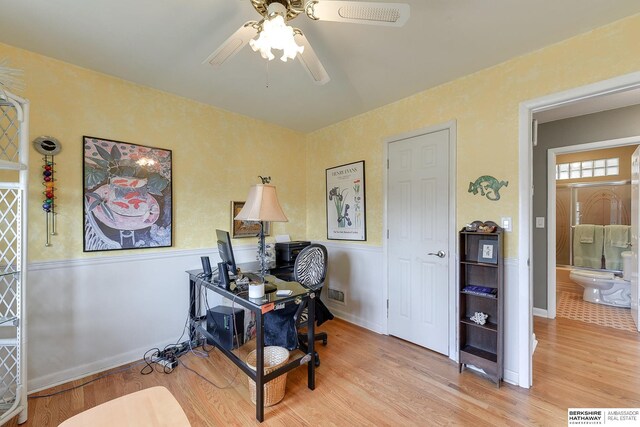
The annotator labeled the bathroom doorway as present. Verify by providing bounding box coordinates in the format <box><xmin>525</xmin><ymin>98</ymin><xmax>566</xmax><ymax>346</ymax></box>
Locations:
<box><xmin>532</xmin><ymin>101</ymin><xmax>640</xmax><ymax>325</ymax></box>
<box><xmin>547</xmin><ymin>142</ymin><xmax>639</xmax><ymax>332</ymax></box>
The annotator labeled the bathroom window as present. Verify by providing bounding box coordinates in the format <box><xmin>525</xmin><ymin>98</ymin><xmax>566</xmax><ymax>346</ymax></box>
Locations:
<box><xmin>556</xmin><ymin>157</ymin><xmax>619</xmax><ymax>180</ymax></box>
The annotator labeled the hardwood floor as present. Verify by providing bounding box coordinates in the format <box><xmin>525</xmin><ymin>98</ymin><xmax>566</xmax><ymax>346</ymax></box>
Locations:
<box><xmin>6</xmin><ymin>317</ymin><xmax>640</xmax><ymax>426</ymax></box>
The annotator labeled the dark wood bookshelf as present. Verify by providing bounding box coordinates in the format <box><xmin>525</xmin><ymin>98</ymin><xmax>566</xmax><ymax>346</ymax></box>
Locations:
<box><xmin>458</xmin><ymin>221</ymin><xmax>503</xmax><ymax>386</ymax></box>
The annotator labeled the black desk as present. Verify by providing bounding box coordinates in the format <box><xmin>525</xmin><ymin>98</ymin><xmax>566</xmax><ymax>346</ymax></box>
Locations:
<box><xmin>186</xmin><ymin>270</ymin><xmax>316</xmax><ymax>422</ymax></box>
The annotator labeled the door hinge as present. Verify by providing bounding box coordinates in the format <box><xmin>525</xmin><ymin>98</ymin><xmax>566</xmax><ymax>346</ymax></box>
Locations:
<box><xmin>386</xmin><ymin>299</ymin><xmax>389</xmax><ymax>317</ymax></box>
<box><xmin>532</xmin><ymin>119</ymin><xmax>538</xmax><ymax>147</ymax></box>
<box><xmin>387</xmin><ymin>159</ymin><xmax>389</xmax><ymax>169</ymax></box>
<box><xmin>387</xmin><ymin>229</ymin><xmax>389</xmax><ymax>239</ymax></box>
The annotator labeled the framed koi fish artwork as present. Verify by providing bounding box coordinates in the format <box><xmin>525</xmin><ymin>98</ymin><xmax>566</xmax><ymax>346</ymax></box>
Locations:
<box><xmin>83</xmin><ymin>136</ymin><xmax>172</xmax><ymax>251</ymax></box>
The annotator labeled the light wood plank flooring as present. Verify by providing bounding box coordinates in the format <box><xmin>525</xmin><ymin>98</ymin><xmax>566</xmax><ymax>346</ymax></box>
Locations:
<box><xmin>6</xmin><ymin>317</ymin><xmax>640</xmax><ymax>426</ymax></box>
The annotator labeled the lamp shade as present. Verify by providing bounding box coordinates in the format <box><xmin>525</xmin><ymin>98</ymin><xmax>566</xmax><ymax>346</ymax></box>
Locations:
<box><xmin>234</xmin><ymin>184</ymin><xmax>288</xmax><ymax>222</ymax></box>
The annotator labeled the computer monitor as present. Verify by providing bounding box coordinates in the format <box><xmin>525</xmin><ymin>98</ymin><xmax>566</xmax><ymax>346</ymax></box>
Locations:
<box><xmin>216</xmin><ymin>229</ymin><xmax>237</xmax><ymax>278</ymax></box>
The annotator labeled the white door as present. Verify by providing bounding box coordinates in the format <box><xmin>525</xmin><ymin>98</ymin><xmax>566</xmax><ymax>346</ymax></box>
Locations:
<box><xmin>387</xmin><ymin>128</ymin><xmax>451</xmax><ymax>354</ymax></box>
<box><xmin>631</xmin><ymin>147</ymin><xmax>640</xmax><ymax>330</ymax></box>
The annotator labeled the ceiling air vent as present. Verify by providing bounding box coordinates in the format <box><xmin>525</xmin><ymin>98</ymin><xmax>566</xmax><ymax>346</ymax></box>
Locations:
<box><xmin>338</xmin><ymin>5</ymin><xmax>402</xmax><ymax>23</ymax></box>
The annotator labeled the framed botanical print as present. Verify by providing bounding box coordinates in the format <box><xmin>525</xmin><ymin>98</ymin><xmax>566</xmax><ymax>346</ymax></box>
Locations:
<box><xmin>326</xmin><ymin>160</ymin><xmax>366</xmax><ymax>241</ymax></box>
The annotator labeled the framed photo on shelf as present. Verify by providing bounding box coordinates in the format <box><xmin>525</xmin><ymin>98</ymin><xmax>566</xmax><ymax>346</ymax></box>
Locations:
<box><xmin>326</xmin><ymin>160</ymin><xmax>366</xmax><ymax>241</ymax></box>
<box><xmin>231</xmin><ymin>201</ymin><xmax>270</xmax><ymax>238</ymax></box>
<box><xmin>83</xmin><ymin>136</ymin><xmax>172</xmax><ymax>252</ymax></box>
<box><xmin>478</xmin><ymin>239</ymin><xmax>498</xmax><ymax>264</ymax></box>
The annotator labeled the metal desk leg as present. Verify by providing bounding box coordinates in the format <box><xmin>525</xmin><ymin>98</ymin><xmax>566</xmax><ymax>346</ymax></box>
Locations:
<box><xmin>307</xmin><ymin>292</ymin><xmax>316</xmax><ymax>390</ymax></box>
<box><xmin>256</xmin><ymin>310</ymin><xmax>264</xmax><ymax>422</ymax></box>
<box><xmin>189</xmin><ymin>278</ymin><xmax>198</xmax><ymax>343</ymax></box>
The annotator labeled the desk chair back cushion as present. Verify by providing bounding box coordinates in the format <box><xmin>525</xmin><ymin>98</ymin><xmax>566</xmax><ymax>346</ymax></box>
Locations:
<box><xmin>293</xmin><ymin>244</ymin><xmax>328</xmax><ymax>291</ymax></box>
<box><xmin>294</xmin><ymin>244</ymin><xmax>334</xmax><ymax>327</ymax></box>
<box><xmin>264</xmin><ymin>244</ymin><xmax>327</xmax><ymax>351</ymax></box>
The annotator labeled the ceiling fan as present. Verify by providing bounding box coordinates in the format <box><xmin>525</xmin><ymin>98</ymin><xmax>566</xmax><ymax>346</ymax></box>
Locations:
<box><xmin>203</xmin><ymin>0</ymin><xmax>410</xmax><ymax>85</ymax></box>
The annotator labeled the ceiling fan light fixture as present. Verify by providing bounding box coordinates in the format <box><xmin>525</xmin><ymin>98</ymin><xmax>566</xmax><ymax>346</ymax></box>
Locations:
<box><xmin>249</xmin><ymin>13</ymin><xmax>304</xmax><ymax>62</ymax></box>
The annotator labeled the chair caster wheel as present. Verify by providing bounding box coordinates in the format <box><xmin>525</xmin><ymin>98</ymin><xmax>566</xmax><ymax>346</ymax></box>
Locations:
<box><xmin>315</xmin><ymin>358</ymin><xmax>321</xmax><ymax>367</ymax></box>
<box><xmin>322</xmin><ymin>339</ymin><xmax>327</xmax><ymax>346</ymax></box>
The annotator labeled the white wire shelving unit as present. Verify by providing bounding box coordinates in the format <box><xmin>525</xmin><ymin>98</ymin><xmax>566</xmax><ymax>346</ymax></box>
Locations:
<box><xmin>0</xmin><ymin>89</ymin><xmax>28</xmax><ymax>425</ymax></box>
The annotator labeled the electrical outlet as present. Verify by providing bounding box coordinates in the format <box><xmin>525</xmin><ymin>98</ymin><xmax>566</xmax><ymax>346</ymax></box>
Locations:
<box><xmin>536</xmin><ymin>217</ymin><xmax>545</xmax><ymax>228</ymax></box>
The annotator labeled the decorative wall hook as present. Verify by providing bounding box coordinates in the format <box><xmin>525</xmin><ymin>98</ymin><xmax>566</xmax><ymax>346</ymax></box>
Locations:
<box><xmin>468</xmin><ymin>175</ymin><xmax>508</xmax><ymax>201</ymax></box>
<box><xmin>33</xmin><ymin>136</ymin><xmax>62</xmax><ymax>246</ymax></box>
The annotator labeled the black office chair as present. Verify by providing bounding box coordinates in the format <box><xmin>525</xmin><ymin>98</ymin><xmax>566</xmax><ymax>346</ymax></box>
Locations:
<box><xmin>293</xmin><ymin>244</ymin><xmax>333</xmax><ymax>366</ymax></box>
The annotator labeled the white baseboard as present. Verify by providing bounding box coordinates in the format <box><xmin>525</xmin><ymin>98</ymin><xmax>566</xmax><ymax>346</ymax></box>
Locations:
<box><xmin>533</xmin><ymin>307</ymin><xmax>548</xmax><ymax>318</ymax></box>
<box><xmin>330</xmin><ymin>307</ymin><xmax>385</xmax><ymax>335</ymax></box>
<box><xmin>28</xmin><ymin>338</ymin><xmax>177</xmax><ymax>393</ymax></box>
<box><xmin>504</xmin><ymin>369</ymin><xmax>518</xmax><ymax>385</ymax></box>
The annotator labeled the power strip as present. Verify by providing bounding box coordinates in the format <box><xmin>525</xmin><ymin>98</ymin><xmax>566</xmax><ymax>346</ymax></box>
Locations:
<box><xmin>156</xmin><ymin>357</ymin><xmax>178</xmax><ymax>370</ymax></box>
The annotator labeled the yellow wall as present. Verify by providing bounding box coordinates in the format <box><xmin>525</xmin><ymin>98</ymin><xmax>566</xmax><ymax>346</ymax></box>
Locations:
<box><xmin>306</xmin><ymin>14</ymin><xmax>640</xmax><ymax>257</ymax></box>
<box><xmin>3</xmin><ymin>13</ymin><xmax>640</xmax><ymax>261</ymax></box>
<box><xmin>0</xmin><ymin>42</ymin><xmax>307</xmax><ymax>262</ymax></box>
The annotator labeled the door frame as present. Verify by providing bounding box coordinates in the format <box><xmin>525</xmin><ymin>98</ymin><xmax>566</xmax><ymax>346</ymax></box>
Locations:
<box><xmin>546</xmin><ymin>136</ymin><xmax>640</xmax><ymax>319</ymax></box>
<box><xmin>382</xmin><ymin>120</ymin><xmax>458</xmax><ymax>359</ymax></box>
<box><xmin>519</xmin><ymin>71</ymin><xmax>640</xmax><ymax>388</ymax></box>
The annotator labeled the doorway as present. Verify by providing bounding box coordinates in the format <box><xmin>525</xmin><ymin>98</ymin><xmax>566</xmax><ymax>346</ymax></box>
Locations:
<box><xmin>385</xmin><ymin>122</ymin><xmax>456</xmax><ymax>357</ymax></box>
<box><xmin>544</xmin><ymin>139</ymin><xmax>640</xmax><ymax>321</ymax></box>
<box><xmin>519</xmin><ymin>71</ymin><xmax>640</xmax><ymax>387</ymax></box>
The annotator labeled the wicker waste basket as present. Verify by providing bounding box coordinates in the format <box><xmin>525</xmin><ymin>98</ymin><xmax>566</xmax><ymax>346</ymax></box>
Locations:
<box><xmin>246</xmin><ymin>346</ymin><xmax>290</xmax><ymax>406</ymax></box>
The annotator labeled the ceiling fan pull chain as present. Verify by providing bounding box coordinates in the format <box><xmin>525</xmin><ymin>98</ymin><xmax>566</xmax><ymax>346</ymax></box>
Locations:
<box><xmin>265</xmin><ymin>61</ymin><xmax>270</xmax><ymax>88</ymax></box>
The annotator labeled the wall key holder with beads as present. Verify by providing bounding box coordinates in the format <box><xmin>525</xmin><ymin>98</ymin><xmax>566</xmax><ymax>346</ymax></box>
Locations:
<box><xmin>33</xmin><ymin>136</ymin><xmax>62</xmax><ymax>246</ymax></box>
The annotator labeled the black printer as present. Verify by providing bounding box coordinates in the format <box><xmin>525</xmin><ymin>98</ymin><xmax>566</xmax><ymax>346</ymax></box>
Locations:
<box><xmin>272</xmin><ymin>241</ymin><xmax>311</xmax><ymax>281</ymax></box>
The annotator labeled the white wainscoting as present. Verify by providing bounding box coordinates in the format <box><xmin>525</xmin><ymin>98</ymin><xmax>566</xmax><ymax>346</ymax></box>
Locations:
<box><xmin>27</xmin><ymin>242</ymin><xmax>525</xmax><ymax>391</ymax></box>
<box><xmin>321</xmin><ymin>241</ymin><xmax>385</xmax><ymax>334</ymax></box>
<box><xmin>26</xmin><ymin>245</ymin><xmax>257</xmax><ymax>392</ymax></box>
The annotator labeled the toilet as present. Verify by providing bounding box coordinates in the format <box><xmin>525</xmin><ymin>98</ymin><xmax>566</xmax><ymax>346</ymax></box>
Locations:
<box><xmin>569</xmin><ymin>251</ymin><xmax>632</xmax><ymax>308</ymax></box>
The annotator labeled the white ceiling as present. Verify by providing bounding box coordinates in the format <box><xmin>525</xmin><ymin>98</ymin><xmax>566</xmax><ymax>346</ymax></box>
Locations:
<box><xmin>1</xmin><ymin>1</ymin><xmax>639</xmax><ymax>132</ymax></box>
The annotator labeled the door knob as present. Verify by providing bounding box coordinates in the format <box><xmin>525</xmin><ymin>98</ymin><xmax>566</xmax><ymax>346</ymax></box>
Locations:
<box><xmin>428</xmin><ymin>250</ymin><xmax>446</xmax><ymax>258</ymax></box>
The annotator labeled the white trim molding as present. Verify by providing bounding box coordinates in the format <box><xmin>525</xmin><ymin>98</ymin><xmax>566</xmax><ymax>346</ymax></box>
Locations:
<box><xmin>532</xmin><ymin>308</ymin><xmax>549</xmax><ymax>318</ymax></box>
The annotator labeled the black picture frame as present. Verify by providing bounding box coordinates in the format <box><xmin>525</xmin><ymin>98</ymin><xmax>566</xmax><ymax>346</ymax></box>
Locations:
<box><xmin>478</xmin><ymin>239</ymin><xmax>498</xmax><ymax>264</ymax></box>
<box><xmin>83</xmin><ymin>136</ymin><xmax>173</xmax><ymax>251</ymax></box>
<box><xmin>326</xmin><ymin>160</ymin><xmax>366</xmax><ymax>241</ymax></box>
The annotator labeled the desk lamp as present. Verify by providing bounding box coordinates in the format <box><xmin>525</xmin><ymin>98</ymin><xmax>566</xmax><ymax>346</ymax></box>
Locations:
<box><xmin>234</xmin><ymin>176</ymin><xmax>288</xmax><ymax>284</ymax></box>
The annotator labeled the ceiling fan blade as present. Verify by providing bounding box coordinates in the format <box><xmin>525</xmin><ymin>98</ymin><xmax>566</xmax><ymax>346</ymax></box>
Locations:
<box><xmin>305</xmin><ymin>1</ymin><xmax>409</xmax><ymax>27</ymax></box>
<box><xmin>203</xmin><ymin>21</ymin><xmax>259</xmax><ymax>67</ymax></box>
<box><xmin>293</xmin><ymin>31</ymin><xmax>330</xmax><ymax>85</ymax></box>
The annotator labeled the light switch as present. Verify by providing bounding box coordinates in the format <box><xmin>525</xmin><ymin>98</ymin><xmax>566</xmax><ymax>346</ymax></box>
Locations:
<box><xmin>536</xmin><ymin>217</ymin><xmax>545</xmax><ymax>228</ymax></box>
<box><xmin>501</xmin><ymin>217</ymin><xmax>512</xmax><ymax>232</ymax></box>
